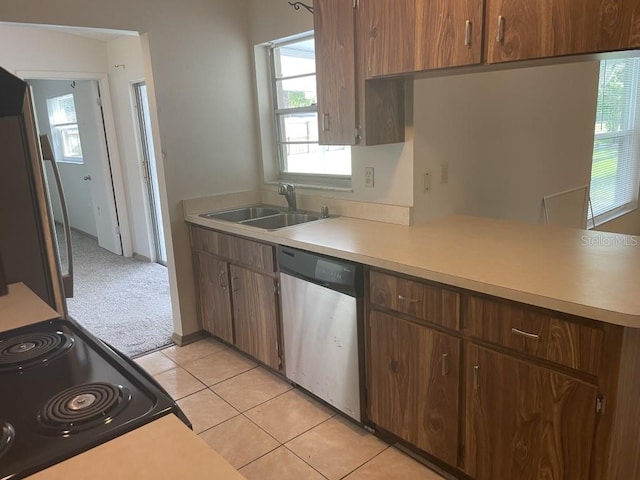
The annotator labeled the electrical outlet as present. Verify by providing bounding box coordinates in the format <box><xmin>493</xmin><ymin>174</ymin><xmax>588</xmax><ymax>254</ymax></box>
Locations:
<box><xmin>364</xmin><ymin>167</ymin><xmax>375</xmax><ymax>188</ymax></box>
<box><xmin>424</xmin><ymin>170</ymin><xmax>432</xmax><ymax>192</ymax></box>
<box><xmin>441</xmin><ymin>162</ymin><xmax>449</xmax><ymax>184</ymax></box>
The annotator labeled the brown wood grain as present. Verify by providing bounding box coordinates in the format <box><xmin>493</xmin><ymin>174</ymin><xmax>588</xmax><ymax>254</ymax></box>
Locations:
<box><xmin>368</xmin><ymin>310</ymin><xmax>460</xmax><ymax>465</ymax></box>
<box><xmin>362</xmin><ymin>0</ymin><xmax>416</xmax><ymax>77</ymax></box>
<box><xmin>370</xmin><ymin>270</ymin><xmax>460</xmax><ymax>330</ymax></box>
<box><xmin>605</xmin><ymin>327</ymin><xmax>640</xmax><ymax>479</ymax></box>
<box><xmin>313</xmin><ymin>0</ymin><xmax>358</xmax><ymax>145</ymax></box>
<box><xmin>190</xmin><ymin>226</ymin><xmax>230</xmax><ymax>257</ymax></box>
<box><xmin>598</xmin><ymin>0</ymin><xmax>640</xmax><ymax>51</ymax></box>
<box><xmin>465</xmin><ymin>343</ymin><xmax>598</xmax><ymax>480</ymax></box>
<box><xmin>463</xmin><ymin>295</ymin><xmax>603</xmax><ymax>375</ymax></box>
<box><xmin>230</xmin><ymin>265</ymin><xmax>280</xmax><ymax>370</ymax></box>
<box><xmin>228</xmin><ymin>235</ymin><xmax>275</xmax><ymax>273</ymax></box>
<box><xmin>194</xmin><ymin>252</ymin><xmax>234</xmax><ymax>344</ymax></box>
<box><xmin>414</xmin><ymin>0</ymin><xmax>484</xmax><ymax>70</ymax></box>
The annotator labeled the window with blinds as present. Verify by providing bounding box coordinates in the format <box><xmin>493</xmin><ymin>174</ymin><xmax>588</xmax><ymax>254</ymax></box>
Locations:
<box><xmin>46</xmin><ymin>93</ymin><xmax>84</xmax><ymax>164</ymax></box>
<box><xmin>589</xmin><ymin>57</ymin><xmax>640</xmax><ymax>225</ymax></box>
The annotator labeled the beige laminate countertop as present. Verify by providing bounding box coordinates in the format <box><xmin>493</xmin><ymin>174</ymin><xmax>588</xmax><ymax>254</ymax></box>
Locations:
<box><xmin>0</xmin><ymin>284</ymin><xmax>245</xmax><ymax>479</ymax></box>
<box><xmin>27</xmin><ymin>414</ymin><xmax>246</xmax><ymax>480</ymax></box>
<box><xmin>186</xmin><ymin>212</ymin><xmax>640</xmax><ymax>327</ymax></box>
<box><xmin>0</xmin><ymin>282</ymin><xmax>59</xmax><ymax>330</ymax></box>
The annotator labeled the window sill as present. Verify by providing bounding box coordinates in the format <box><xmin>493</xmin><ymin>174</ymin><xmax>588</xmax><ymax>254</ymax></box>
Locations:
<box><xmin>264</xmin><ymin>180</ymin><xmax>353</xmax><ymax>193</ymax></box>
<box><xmin>588</xmin><ymin>202</ymin><xmax>638</xmax><ymax>229</ymax></box>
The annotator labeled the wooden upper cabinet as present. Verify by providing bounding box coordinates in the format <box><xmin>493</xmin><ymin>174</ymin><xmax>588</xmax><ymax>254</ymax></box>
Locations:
<box><xmin>465</xmin><ymin>343</ymin><xmax>598</xmax><ymax>479</ymax></box>
<box><xmin>362</xmin><ymin>0</ymin><xmax>484</xmax><ymax>77</ymax></box>
<box><xmin>313</xmin><ymin>0</ymin><xmax>405</xmax><ymax>146</ymax></box>
<box><xmin>486</xmin><ymin>0</ymin><xmax>640</xmax><ymax>63</ymax></box>
<box><xmin>313</xmin><ymin>0</ymin><xmax>357</xmax><ymax>145</ymax></box>
<box><xmin>368</xmin><ymin>311</ymin><xmax>460</xmax><ymax>465</ymax></box>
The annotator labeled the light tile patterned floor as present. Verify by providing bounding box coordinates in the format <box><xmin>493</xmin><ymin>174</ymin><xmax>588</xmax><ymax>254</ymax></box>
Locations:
<box><xmin>136</xmin><ymin>338</ymin><xmax>446</xmax><ymax>480</ymax></box>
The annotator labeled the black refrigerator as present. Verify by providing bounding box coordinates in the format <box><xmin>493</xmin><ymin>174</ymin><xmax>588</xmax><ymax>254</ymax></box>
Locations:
<box><xmin>0</xmin><ymin>66</ymin><xmax>70</xmax><ymax>314</ymax></box>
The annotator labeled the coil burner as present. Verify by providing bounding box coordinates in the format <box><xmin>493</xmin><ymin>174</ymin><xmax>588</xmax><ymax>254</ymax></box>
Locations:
<box><xmin>0</xmin><ymin>331</ymin><xmax>73</xmax><ymax>372</ymax></box>
<box><xmin>38</xmin><ymin>383</ymin><xmax>131</xmax><ymax>435</ymax></box>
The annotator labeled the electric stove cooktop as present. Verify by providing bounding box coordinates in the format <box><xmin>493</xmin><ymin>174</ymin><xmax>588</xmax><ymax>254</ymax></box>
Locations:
<box><xmin>0</xmin><ymin>317</ymin><xmax>190</xmax><ymax>480</ymax></box>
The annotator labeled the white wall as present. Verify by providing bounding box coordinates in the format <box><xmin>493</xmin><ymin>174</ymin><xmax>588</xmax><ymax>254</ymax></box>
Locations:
<box><xmin>29</xmin><ymin>79</ymin><xmax>98</xmax><ymax>237</ymax></box>
<box><xmin>106</xmin><ymin>36</ymin><xmax>154</xmax><ymax>259</ymax></box>
<box><xmin>412</xmin><ymin>62</ymin><xmax>600</xmax><ymax>226</ymax></box>
<box><xmin>1</xmin><ymin>0</ymin><xmax>260</xmax><ymax>338</ymax></box>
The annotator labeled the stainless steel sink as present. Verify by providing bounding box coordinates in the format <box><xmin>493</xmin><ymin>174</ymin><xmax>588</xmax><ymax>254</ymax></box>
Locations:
<box><xmin>199</xmin><ymin>206</ymin><xmax>281</xmax><ymax>222</ymax></box>
<box><xmin>242</xmin><ymin>213</ymin><xmax>320</xmax><ymax>230</ymax></box>
<box><xmin>198</xmin><ymin>205</ymin><xmax>324</xmax><ymax>230</ymax></box>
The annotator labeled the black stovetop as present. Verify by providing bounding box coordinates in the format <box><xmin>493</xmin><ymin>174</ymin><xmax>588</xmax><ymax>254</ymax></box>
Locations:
<box><xmin>0</xmin><ymin>317</ymin><xmax>189</xmax><ymax>480</ymax></box>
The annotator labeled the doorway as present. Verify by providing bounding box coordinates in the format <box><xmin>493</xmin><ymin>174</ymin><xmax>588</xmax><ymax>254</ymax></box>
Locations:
<box><xmin>134</xmin><ymin>82</ymin><xmax>167</xmax><ymax>265</ymax></box>
<box><xmin>28</xmin><ymin>78</ymin><xmax>123</xmax><ymax>255</ymax></box>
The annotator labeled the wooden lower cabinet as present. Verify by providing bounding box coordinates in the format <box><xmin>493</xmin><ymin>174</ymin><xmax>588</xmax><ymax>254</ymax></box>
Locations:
<box><xmin>367</xmin><ymin>310</ymin><xmax>460</xmax><ymax>465</ymax></box>
<box><xmin>464</xmin><ymin>343</ymin><xmax>598</xmax><ymax>480</ymax></box>
<box><xmin>230</xmin><ymin>265</ymin><xmax>280</xmax><ymax>371</ymax></box>
<box><xmin>194</xmin><ymin>252</ymin><xmax>233</xmax><ymax>344</ymax></box>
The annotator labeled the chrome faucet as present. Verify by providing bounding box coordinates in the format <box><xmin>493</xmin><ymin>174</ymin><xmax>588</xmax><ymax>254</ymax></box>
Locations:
<box><xmin>278</xmin><ymin>183</ymin><xmax>297</xmax><ymax>212</ymax></box>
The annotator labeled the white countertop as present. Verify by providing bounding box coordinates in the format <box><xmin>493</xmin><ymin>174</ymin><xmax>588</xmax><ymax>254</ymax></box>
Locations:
<box><xmin>186</xmin><ymin>212</ymin><xmax>640</xmax><ymax>327</ymax></box>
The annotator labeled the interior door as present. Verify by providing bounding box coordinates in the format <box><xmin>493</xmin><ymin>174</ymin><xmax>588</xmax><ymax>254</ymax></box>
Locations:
<box><xmin>74</xmin><ymin>81</ymin><xmax>122</xmax><ymax>255</ymax></box>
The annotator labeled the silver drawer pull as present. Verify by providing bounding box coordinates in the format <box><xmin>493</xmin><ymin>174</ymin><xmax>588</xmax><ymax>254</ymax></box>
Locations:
<box><xmin>442</xmin><ymin>353</ymin><xmax>449</xmax><ymax>377</ymax></box>
<box><xmin>397</xmin><ymin>295</ymin><xmax>420</xmax><ymax>303</ymax></box>
<box><xmin>496</xmin><ymin>15</ymin><xmax>505</xmax><ymax>43</ymax></box>
<box><xmin>464</xmin><ymin>20</ymin><xmax>472</xmax><ymax>47</ymax></box>
<box><xmin>511</xmin><ymin>327</ymin><xmax>539</xmax><ymax>340</ymax></box>
<box><xmin>473</xmin><ymin>365</ymin><xmax>480</xmax><ymax>390</ymax></box>
<box><xmin>322</xmin><ymin>113</ymin><xmax>330</xmax><ymax>131</ymax></box>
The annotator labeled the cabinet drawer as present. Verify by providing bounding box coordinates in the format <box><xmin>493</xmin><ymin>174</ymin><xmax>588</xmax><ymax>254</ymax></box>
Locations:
<box><xmin>463</xmin><ymin>296</ymin><xmax>603</xmax><ymax>375</ymax></box>
<box><xmin>369</xmin><ymin>270</ymin><xmax>460</xmax><ymax>330</ymax></box>
<box><xmin>190</xmin><ymin>226</ymin><xmax>230</xmax><ymax>257</ymax></box>
<box><xmin>228</xmin><ymin>236</ymin><xmax>275</xmax><ymax>273</ymax></box>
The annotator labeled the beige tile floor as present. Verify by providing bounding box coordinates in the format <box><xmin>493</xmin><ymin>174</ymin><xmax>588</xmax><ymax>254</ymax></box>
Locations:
<box><xmin>136</xmin><ymin>338</ymin><xmax>446</xmax><ymax>480</ymax></box>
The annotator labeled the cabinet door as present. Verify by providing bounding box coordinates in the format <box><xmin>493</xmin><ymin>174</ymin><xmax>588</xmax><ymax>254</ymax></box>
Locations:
<box><xmin>195</xmin><ymin>253</ymin><xmax>233</xmax><ymax>344</ymax></box>
<box><xmin>414</xmin><ymin>0</ymin><xmax>484</xmax><ymax>70</ymax></box>
<box><xmin>465</xmin><ymin>344</ymin><xmax>598</xmax><ymax>479</ymax></box>
<box><xmin>368</xmin><ymin>311</ymin><xmax>460</xmax><ymax>465</ymax></box>
<box><xmin>361</xmin><ymin>0</ymin><xmax>416</xmax><ymax>77</ymax></box>
<box><xmin>486</xmin><ymin>0</ymin><xmax>595</xmax><ymax>63</ymax></box>
<box><xmin>314</xmin><ymin>0</ymin><xmax>357</xmax><ymax>145</ymax></box>
<box><xmin>230</xmin><ymin>265</ymin><xmax>280</xmax><ymax>370</ymax></box>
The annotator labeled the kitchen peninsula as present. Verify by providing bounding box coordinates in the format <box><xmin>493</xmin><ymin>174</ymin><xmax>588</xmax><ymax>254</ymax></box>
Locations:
<box><xmin>186</xmin><ymin>205</ymin><xmax>640</xmax><ymax>480</ymax></box>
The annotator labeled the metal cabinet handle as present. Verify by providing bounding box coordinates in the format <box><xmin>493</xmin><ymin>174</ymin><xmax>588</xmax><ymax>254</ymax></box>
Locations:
<box><xmin>218</xmin><ymin>270</ymin><xmax>227</xmax><ymax>289</ymax></box>
<box><xmin>397</xmin><ymin>295</ymin><xmax>420</xmax><ymax>303</ymax></box>
<box><xmin>442</xmin><ymin>353</ymin><xmax>449</xmax><ymax>377</ymax></box>
<box><xmin>464</xmin><ymin>20</ymin><xmax>472</xmax><ymax>47</ymax></box>
<box><xmin>473</xmin><ymin>365</ymin><xmax>480</xmax><ymax>390</ymax></box>
<box><xmin>322</xmin><ymin>113</ymin><xmax>330</xmax><ymax>131</ymax></box>
<box><xmin>496</xmin><ymin>16</ymin><xmax>505</xmax><ymax>43</ymax></box>
<box><xmin>511</xmin><ymin>327</ymin><xmax>539</xmax><ymax>340</ymax></box>
<box><xmin>231</xmin><ymin>276</ymin><xmax>239</xmax><ymax>292</ymax></box>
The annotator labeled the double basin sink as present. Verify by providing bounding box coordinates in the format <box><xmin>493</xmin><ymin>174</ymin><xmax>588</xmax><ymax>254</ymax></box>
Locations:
<box><xmin>199</xmin><ymin>205</ymin><xmax>323</xmax><ymax>230</ymax></box>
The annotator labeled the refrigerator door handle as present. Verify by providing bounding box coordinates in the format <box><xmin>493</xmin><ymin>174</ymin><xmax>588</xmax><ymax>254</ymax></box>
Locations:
<box><xmin>40</xmin><ymin>135</ymin><xmax>74</xmax><ymax>298</ymax></box>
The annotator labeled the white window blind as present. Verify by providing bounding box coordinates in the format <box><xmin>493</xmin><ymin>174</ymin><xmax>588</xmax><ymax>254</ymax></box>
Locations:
<box><xmin>589</xmin><ymin>57</ymin><xmax>640</xmax><ymax>224</ymax></box>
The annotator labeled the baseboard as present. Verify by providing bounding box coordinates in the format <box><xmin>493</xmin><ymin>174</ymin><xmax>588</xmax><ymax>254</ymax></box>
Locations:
<box><xmin>171</xmin><ymin>330</ymin><xmax>209</xmax><ymax>347</ymax></box>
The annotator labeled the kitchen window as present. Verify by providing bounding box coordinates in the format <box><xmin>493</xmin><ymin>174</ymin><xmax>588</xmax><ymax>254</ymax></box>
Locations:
<box><xmin>46</xmin><ymin>93</ymin><xmax>83</xmax><ymax>164</ymax></box>
<box><xmin>268</xmin><ymin>34</ymin><xmax>351</xmax><ymax>188</ymax></box>
<box><xmin>589</xmin><ymin>57</ymin><xmax>640</xmax><ymax>226</ymax></box>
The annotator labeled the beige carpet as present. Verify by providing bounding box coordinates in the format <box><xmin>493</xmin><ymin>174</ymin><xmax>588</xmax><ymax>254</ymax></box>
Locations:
<box><xmin>60</xmin><ymin>228</ymin><xmax>174</xmax><ymax>357</ymax></box>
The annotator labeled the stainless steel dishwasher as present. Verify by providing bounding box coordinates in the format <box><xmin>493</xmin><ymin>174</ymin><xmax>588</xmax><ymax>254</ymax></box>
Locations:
<box><xmin>277</xmin><ymin>246</ymin><xmax>364</xmax><ymax>422</ymax></box>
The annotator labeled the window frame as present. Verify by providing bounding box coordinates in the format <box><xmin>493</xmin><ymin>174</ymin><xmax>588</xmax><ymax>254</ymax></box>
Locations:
<box><xmin>46</xmin><ymin>93</ymin><xmax>84</xmax><ymax>165</ymax></box>
<box><xmin>589</xmin><ymin>57</ymin><xmax>640</xmax><ymax>227</ymax></box>
<box><xmin>268</xmin><ymin>34</ymin><xmax>351</xmax><ymax>189</ymax></box>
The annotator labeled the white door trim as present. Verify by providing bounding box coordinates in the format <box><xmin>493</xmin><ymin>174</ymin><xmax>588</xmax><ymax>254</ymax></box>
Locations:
<box><xmin>16</xmin><ymin>69</ymin><xmax>133</xmax><ymax>257</ymax></box>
